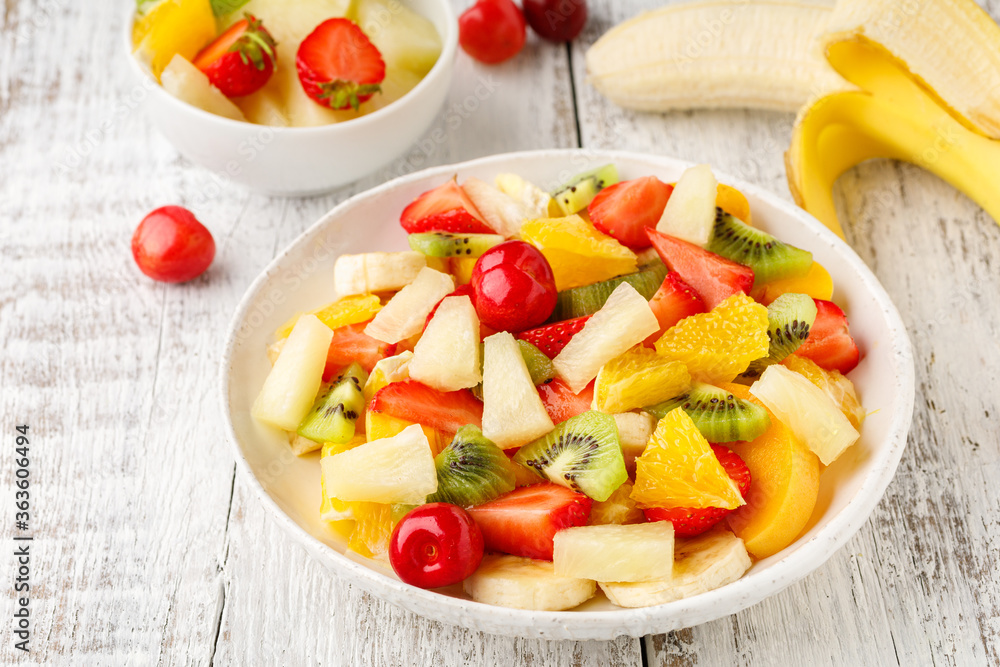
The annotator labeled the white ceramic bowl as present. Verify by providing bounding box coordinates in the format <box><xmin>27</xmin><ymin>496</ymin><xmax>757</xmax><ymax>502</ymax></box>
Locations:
<box><xmin>219</xmin><ymin>149</ymin><xmax>914</xmax><ymax>640</ymax></box>
<box><xmin>124</xmin><ymin>0</ymin><xmax>457</xmax><ymax>196</ymax></box>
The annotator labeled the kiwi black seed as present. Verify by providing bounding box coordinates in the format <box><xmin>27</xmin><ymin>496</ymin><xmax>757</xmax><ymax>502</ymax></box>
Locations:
<box><xmin>550</xmin><ymin>164</ymin><xmax>620</xmax><ymax>215</ymax></box>
<box><xmin>427</xmin><ymin>425</ymin><xmax>515</xmax><ymax>507</ymax></box>
<box><xmin>407</xmin><ymin>232</ymin><xmax>505</xmax><ymax>258</ymax></box>
<box><xmin>548</xmin><ymin>261</ymin><xmax>668</xmax><ymax>321</ymax></box>
<box><xmin>742</xmin><ymin>292</ymin><xmax>819</xmax><ymax>379</ymax></box>
<box><xmin>646</xmin><ymin>382</ymin><xmax>770</xmax><ymax>443</ymax></box>
<box><xmin>297</xmin><ymin>362</ymin><xmax>368</xmax><ymax>443</ymax></box>
<box><xmin>708</xmin><ymin>209</ymin><xmax>813</xmax><ymax>285</ymax></box>
<box><xmin>513</xmin><ymin>410</ymin><xmax>627</xmax><ymax>502</ymax></box>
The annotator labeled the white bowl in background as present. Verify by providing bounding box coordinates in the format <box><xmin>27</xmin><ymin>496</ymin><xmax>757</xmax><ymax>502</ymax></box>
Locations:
<box><xmin>219</xmin><ymin>149</ymin><xmax>914</xmax><ymax>640</ymax></box>
<box><xmin>124</xmin><ymin>0</ymin><xmax>457</xmax><ymax>196</ymax></box>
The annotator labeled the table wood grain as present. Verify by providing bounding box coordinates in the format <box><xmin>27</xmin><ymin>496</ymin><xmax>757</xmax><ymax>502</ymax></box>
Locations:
<box><xmin>1</xmin><ymin>0</ymin><xmax>998</xmax><ymax>664</ymax></box>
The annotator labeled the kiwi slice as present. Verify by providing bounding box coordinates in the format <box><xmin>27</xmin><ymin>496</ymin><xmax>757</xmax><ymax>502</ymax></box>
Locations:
<box><xmin>708</xmin><ymin>209</ymin><xmax>813</xmax><ymax>284</ymax></box>
<box><xmin>548</xmin><ymin>261</ymin><xmax>668</xmax><ymax>321</ymax></box>
<box><xmin>742</xmin><ymin>292</ymin><xmax>819</xmax><ymax>380</ymax></box>
<box><xmin>472</xmin><ymin>340</ymin><xmax>554</xmax><ymax>400</ymax></box>
<box><xmin>513</xmin><ymin>410</ymin><xmax>627</xmax><ymax>502</ymax></box>
<box><xmin>646</xmin><ymin>382</ymin><xmax>770</xmax><ymax>443</ymax></box>
<box><xmin>408</xmin><ymin>232</ymin><xmax>504</xmax><ymax>258</ymax></box>
<box><xmin>551</xmin><ymin>164</ymin><xmax>620</xmax><ymax>215</ymax></box>
<box><xmin>428</xmin><ymin>426</ymin><xmax>516</xmax><ymax>507</ymax></box>
<box><xmin>297</xmin><ymin>362</ymin><xmax>368</xmax><ymax>443</ymax></box>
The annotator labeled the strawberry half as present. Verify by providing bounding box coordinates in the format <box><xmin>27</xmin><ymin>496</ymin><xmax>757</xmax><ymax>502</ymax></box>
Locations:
<box><xmin>193</xmin><ymin>14</ymin><xmax>277</xmax><ymax>98</ymax></box>
<box><xmin>369</xmin><ymin>380</ymin><xmax>483</xmax><ymax>434</ymax></box>
<box><xmin>400</xmin><ymin>180</ymin><xmax>494</xmax><ymax>234</ymax></box>
<box><xmin>588</xmin><ymin>177</ymin><xmax>673</xmax><ymax>249</ymax></box>
<box><xmin>795</xmin><ymin>299</ymin><xmax>860</xmax><ymax>373</ymax></box>
<box><xmin>645</xmin><ymin>272</ymin><xmax>707</xmax><ymax>344</ymax></box>
<box><xmin>296</xmin><ymin>18</ymin><xmax>386</xmax><ymax>111</ymax></box>
<box><xmin>467</xmin><ymin>483</ymin><xmax>592</xmax><ymax>560</ymax></box>
<box><xmin>646</xmin><ymin>228</ymin><xmax>754</xmax><ymax>309</ymax></box>
<box><xmin>643</xmin><ymin>445</ymin><xmax>751</xmax><ymax>537</ymax></box>
<box><xmin>517</xmin><ymin>316</ymin><xmax>590</xmax><ymax>358</ymax></box>
<box><xmin>323</xmin><ymin>322</ymin><xmax>396</xmax><ymax>380</ymax></box>
<box><xmin>537</xmin><ymin>378</ymin><xmax>594</xmax><ymax>425</ymax></box>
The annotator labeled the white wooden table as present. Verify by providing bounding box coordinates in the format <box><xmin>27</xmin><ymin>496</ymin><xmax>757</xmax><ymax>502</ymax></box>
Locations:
<box><xmin>3</xmin><ymin>0</ymin><xmax>1000</xmax><ymax>664</ymax></box>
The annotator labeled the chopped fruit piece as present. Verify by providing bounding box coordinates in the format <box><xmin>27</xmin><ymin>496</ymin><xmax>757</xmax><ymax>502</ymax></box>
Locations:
<box><xmin>458</xmin><ymin>0</ymin><xmax>527</xmax><ymax>65</ymax></box>
<box><xmin>752</xmin><ymin>261</ymin><xmax>834</xmax><ymax>305</ymax></box>
<box><xmin>252</xmin><ymin>314</ymin><xmax>333</xmax><ymax>430</ymax></box>
<box><xmin>548</xmin><ymin>262</ymin><xmax>667</xmax><ymax>322</ymax></box>
<box><xmin>795</xmin><ymin>299</ymin><xmax>860</xmax><ymax>374</ymax></box>
<box><xmin>451</xmin><ymin>257</ymin><xmax>478</xmax><ymax>286</ymax></box>
<box><xmin>656</xmin><ymin>164</ymin><xmax>717</xmax><ymax>247</ymax></box>
<box><xmin>334</xmin><ymin>250</ymin><xmax>426</xmax><ymax>297</ymax></box>
<box><xmin>160</xmin><ymin>55</ymin><xmax>247</xmax><ymax>121</ymax></box>
<box><xmin>471</xmin><ymin>241</ymin><xmax>557</xmax><ymax>332</ymax></box>
<box><xmin>554</xmin><ymin>522</ymin><xmax>675</xmax><ymax>583</ymax></box>
<box><xmin>514</xmin><ymin>410</ymin><xmax>627</xmax><ymax>502</ymax></box>
<box><xmin>550</xmin><ymin>164</ymin><xmax>620</xmax><ymax>215</ymax></box>
<box><xmin>321</xmin><ymin>423</ymin><xmax>437</xmax><ymax>504</ymax></box>
<box><xmin>409</xmin><ymin>296</ymin><xmax>481</xmax><ymax>392</ymax></box>
<box><xmin>645</xmin><ymin>272</ymin><xmax>707</xmax><ymax>343</ymax></box>
<box><xmin>588</xmin><ymin>481</ymin><xmax>645</xmax><ymax>526</ymax></box>
<box><xmin>715</xmin><ymin>183</ymin><xmax>752</xmax><ymax>224</ymax></box>
<box><xmin>324</xmin><ymin>322</ymin><xmax>396</xmax><ymax>380</ymax></box>
<box><xmin>481</xmin><ymin>332</ymin><xmax>555</xmax><ymax>449</ymax></box>
<box><xmin>720</xmin><ymin>383</ymin><xmax>821</xmax><ymax>559</ymax></box>
<box><xmin>516</xmin><ymin>340</ymin><xmax>555</xmax><ymax>384</ymax></box>
<box><xmin>598</xmin><ymin>527</ymin><xmax>751</xmax><ymax>607</ymax></box>
<box><xmin>520</xmin><ymin>215</ymin><xmax>638</xmax><ymax>291</ymax></box>
<box><xmin>400</xmin><ymin>179</ymin><xmax>493</xmax><ymax>234</ymax></box>
<box><xmin>631</xmin><ymin>408</ymin><xmax>744</xmax><ymax>510</ymax></box>
<box><xmin>365</xmin><ymin>410</ymin><xmax>445</xmax><ymax>456</ymax></box>
<box><xmin>320</xmin><ymin>436</ymin><xmax>368</xmax><ymax>520</ymax></box>
<box><xmin>408</xmin><ymin>232</ymin><xmax>504</xmax><ymax>258</ymax></box>
<box><xmin>647</xmin><ymin>228</ymin><xmax>754</xmax><ymax>309</ymax></box>
<box><xmin>193</xmin><ymin>14</ymin><xmax>277</xmax><ymax>98</ymax></box>
<box><xmin>588</xmin><ymin>176</ymin><xmax>673</xmax><ymax>249</ymax></box>
<box><xmin>613</xmin><ymin>412</ymin><xmax>657</xmax><ymax>474</ymax></box>
<box><xmin>462</xmin><ymin>177</ymin><xmax>535</xmax><ymax>238</ymax></box>
<box><xmin>132</xmin><ymin>0</ymin><xmax>217</xmax><ymax>78</ymax></box>
<box><xmin>363</xmin><ymin>351</ymin><xmax>413</xmax><ymax>402</ymax></box>
<box><xmin>750</xmin><ymin>365</ymin><xmax>860</xmax><ymax>465</ymax></box>
<box><xmin>298</xmin><ymin>363</ymin><xmax>367</xmax><ymax>444</ymax></box>
<box><xmin>782</xmin><ymin>354</ymin><xmax>865</xmax><ymax>430</ymax></box>
<box><xmin>364</xmin><ymin>267</ymin><xmax>455</xmax><ymax>344</ymax></box>
<box><xmin>646</xmin><ymin>382</ymin><xmax>770</xmax><ymax>443</ymax></box>
<box><xmin>495</xmin><ymin>173</ymin><xmax>557</xmax><ymax>218</ymax></box>
<box><xmin>643</xmin><ymin>444</ymin><xmax>751</xmax><ymax>537</ymax></box>
<box><xmin>369</xmin><ymin>380</ymin><xmax>483</xmax><ymax>435</ymax></box>
<box><xmin>593</xmin><ymin>346</ymin><xmax>691</xmax><ymax>413</ymax></box>
<box><xmin>467</xmin><ymin>483</ymin><xmax>592</xmax><ymax>560</ymax></box>
<box><xmin>709</xmin><ymin>210</ymin><xmax>813</xmax><ymax>285</ymax></box>
<box><xmin>389</xmin><ymin>503</ymin><xmax>484</xmax><ymax>589</ymax></box>
<box><xmin>297</xmin><ymin>18</ymin><xmax>386</xmax><ymax>111</ymax></box>
<box><xmin>355</xmin><ymin>0</ymin><xmax>442</xmax><ymax>78</ymax></box>
<box><xmin>346</xmin><ymin>502</ymin><xmax>396</xmax><ymax>558</ymax></box>
<box><xmin>538</xmin><ymin>378</ymin><xmax>595</xmax><ymax>425</ymax></box>
<box><xmin>428</xmin><ymin>426</ymin><xmax>515</xmax><ymax>507</ymax></box>
<box><xmin>276</xmin><ymin>294</ymin><xmax>383</xmax><ymax>339</ymax></box>
<box><xmin>553</xmin><ymin>283</ymin><xmax>660</xmax><ymax>394</ymax></box>
<box><xmin>517</xmin><ymin>316</ymin><xmax>591</xmax><ymax>359</ymax></box>
<box><xmin>463</xmin><ymin>555</ymin><xmax>596</xmax><ymax>611</ymax></box>
<box><xmin>654</xmin><ymin>294</ymin><xmax>769</xmax><ymax>384</ymax></box>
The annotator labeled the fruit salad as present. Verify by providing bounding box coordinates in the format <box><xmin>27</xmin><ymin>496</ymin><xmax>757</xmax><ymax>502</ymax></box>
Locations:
<box><xmin>132</xmin><ymin>0</ymin><xmax>442</xmax><ymax>127</ymax></box>
<box><xmin>252</xmin><ymin>163</ymin><xmax>866</xmax><ymax>611</ymax></box>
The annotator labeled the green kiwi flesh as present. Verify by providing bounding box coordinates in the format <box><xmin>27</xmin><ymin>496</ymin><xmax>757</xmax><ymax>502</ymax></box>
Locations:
<box><xmin>708</xmin><ymin>209</ymin><xmax>813</xmax><ymax>285</ymax></box>
<box><xmin>646</xmin><ymin>382</ymin><xmax>770</xmax><ymax>443</ymax></box>
<box><xmin>551</xmin><ymin>164</ymin><xmax>620</xmax><ymax>215</ymax></box>
<box><xmin>428</xmin><ymin>426</ymin><xmax>516</xmax><ymax>507</ymax></box>
<box><xmin>408</xmin><ymin>232</ymin><xmax>505</xmax><ymax>258</ymax></box>
<box><xmin>548</xmin><ymin>260</ymin><xmax>668</xmax><ymax>321</ymax></box>
<box><xmin>297</xmin><ymin>362</ymin><xmax>368</xmax><ymax>443</ymax></box>
<box><xmin>513</xmin><ymin>410</ymin><xmax>627</xmax><ymax>502</ymax></box>
<box><xmin>742</xmin><ymin>292</ymin><xmax>819</xmax><ymax>380</ymax></box>
<box><xmin>472</xmin><ymin>340</ymin><xmax>555</xmax><ymax>400</ymax></box>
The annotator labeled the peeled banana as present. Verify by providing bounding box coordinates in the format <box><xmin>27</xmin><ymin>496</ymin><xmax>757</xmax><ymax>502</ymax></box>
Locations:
<box><xmin>333</xmin><ymin>250</ymin><xmax>426</xmax><ymax>297</ymax></box>
<box><xmin>463</xmin><ymin>554</ymin><xmax>596</xmax><ymax>611</ymax></box>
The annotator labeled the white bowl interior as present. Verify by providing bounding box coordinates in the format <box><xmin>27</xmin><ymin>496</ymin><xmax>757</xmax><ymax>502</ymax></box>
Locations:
<box><xmin>221</xmin><ymin>150</ymin><xmax>914</xmax><ymax>639</ymax></box>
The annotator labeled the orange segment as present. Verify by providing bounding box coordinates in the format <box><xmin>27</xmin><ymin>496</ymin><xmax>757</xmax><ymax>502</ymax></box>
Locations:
<box><xmin>520</xmin><ymin>215</ymin><xmax>637</xmax><ymax>290</ymax></box>
<box><xmin>365</xmin><ymin>410</ymin><xmax>446</xmax><ymax>456</ymax></box>
<box><xmin>631</xmin><ymin>408</ymin><xmax>744</xmax><ymax>510</ymax></box>
<box><xmin>347</xmin><ymin>502</ymin><xmax>395</xmax><ymax>558</ymax></box>
<box><xmin>594</xmin><ymin>346</ymin><xmax>691</xmax><ymax>413</ymax></box>
<box><xmin>654</xmin><ymin>294</ymin><xmax>769</xmax><ymax>384</ymax></box>
<box><xmin>320</xmin><ymin>436</ymin><xmax>368</xmax><ymax>520</ymax></box>
<box><xmin>781</xmin><ymin>355</ymin><xmax>865</xmax><ymax>430</ymax></box>
<box><xmin>716</xmin><ymin>183</ymin><xmax>752</xmax><ymax>224</ymax></box>
<box><xmin>276</xmin><ymin>294</ymin><xmax>383</xmax><ymax>339</ymax></box>
<box><xmin>132</xmin><ymin>0</ymin><xmax>216</xmax><ymax>78</ymax></box>
<box><xmin>752</xmin><ymin>262</ymin><xmax>834</xmax><ymax>305</ymax></box>
<box><xmin>451</xmin><ymin>257</ymin><xmax>477</xmax><ymax>285</ymax></box>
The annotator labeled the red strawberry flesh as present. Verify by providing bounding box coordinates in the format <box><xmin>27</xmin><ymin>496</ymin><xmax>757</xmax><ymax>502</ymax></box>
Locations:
<box><xmin>645</xmin><ymin>271</ymin><xmax>707</xmax><ymax>344</ymax></box>
<box><xmin>646</xmin><ymin>228</ymin><xmax>754</xmax><ymax>309</ymax></box>
<box><xmin>517</xmin><ymin>316</ymin><xmax>590</xmax><ymax>358</ymax></box>
<box><xmin>795</xmin><ymin>299</ymin><xmax>860</xmax><ymax>373</ymax></box>
<box><xmin>297</xmin><ymin>18</ymin><xmax>386</xmax><ymax>110</ymax></box>
<box><xmin>324</xmin><ymin>321</ymin><xmax>395</xmax><ymax>380</ymax></box>
<box><xmin>369</xmin><ymin>380</ymin><xmax>483</xmax><ymax>435</ymax></box>
<box><xmin>537</xmin><ymin>378</ymin><xmax>594</xmax><ymax>425</ymax></box>
<box><xmin>400</xmin><ymin>180</ymin><xmax>493</xmax><ymax>234</ymax></box>
<box><xmin>588</xmin><ymin>177</ymin><xmax>673</xmax><ymax>249</ymax></box>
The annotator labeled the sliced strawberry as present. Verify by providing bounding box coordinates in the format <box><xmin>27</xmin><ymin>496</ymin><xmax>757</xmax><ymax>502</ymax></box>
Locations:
<box><xmin>588</xmin><ymin>177</ymin><xmax>673</xmax><ymax>249</ymax></box>
<box><xmin>645</xmin><ymin>272</ymin><xmax>707</xmax><ymax>344</ymax></box>
<box><xmin>400</xmin><ymin>180</ymin><xmax>493</xmax><ymax>234</ymax></box>
<box><xmin>795</xmin><ymin>299</ymin><xmax>860</xmax><ymax>373</ymax></box>
<box><xmin>369</xmin><ymin>380</ymin><xmax>483</xmax><ymax>434</ymax></box>
<box><xmin>467</xmin><ymin>483</ymin><xmax>592</xmax><ymax>560</ymax></box>
<box><xmin>324</xmin><ymin>322</ymin><xmax>396</xmax><ymax>380</ymax></box>
<box><xmin>516</xmin><ymin>316</ymin><xmax>590</xmax><ymax>358</ymax></box>
<box><xmin>296</xmin><ymin>18</ymin><xmax>386</xmax><ymax>111</ymax></box>
<box><xmin>537</xmin><ymin>378</ymin><xmax>594</xmax><ymax>425</ymax></box>
<box><xmin>646</xmin><ymin>228</ymin><xmax>754</xmax><ymax>309</ymax></box>
<box><xmin>193</xmin><ymin>15</ymin><xmax>277</xmax><ymax>98</ymax></box>
<box><xmin>643</xmin><ymin>445</ymin><xmax>751</xmax><ymax>537</ymax></box>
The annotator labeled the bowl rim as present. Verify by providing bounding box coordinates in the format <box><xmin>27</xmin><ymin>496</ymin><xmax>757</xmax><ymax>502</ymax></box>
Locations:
<box><xmin>122</xmin><ymin>0</ymin><xmax>458</xmax><ymax>133</ymax></box>
<box><xmin>218</xmin><ymin>148</ymin><xmax>915</xmax><ymax>639</ymax></box>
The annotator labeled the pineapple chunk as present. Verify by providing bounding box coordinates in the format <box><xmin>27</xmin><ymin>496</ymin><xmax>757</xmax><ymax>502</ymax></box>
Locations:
<box><xmin>462</xmin><ymin>177</ymin><xmax>533</xmax><ymax>238</ymax></box>
<box><xmin>160</xmin><ymin>55</ymin><xmax>246</xmax><ymax>122</ymax></box>
<box><xmin>409</xmin><ymin>296</ymin><xmax>481</xmax><ymax>391</ymax></box>
<box><xmin>364</xmin><ymin>267</ymin><xmax>455</xmax><ymax>344</ymax></box>
<box><xmin>656</xmin><ymin>164</ymin><xmax>718</xmax><ymax>247</ymax></box>
<box><xmin>554</xmin><ymin>522</ymin><xmax>675</xmax><ymax>583</ymax></box>
<box><xmin>356</xmin><ymin>0</ymin><xmax>443</xmax><ymax>78</ymax></box>
<box><xmin>363</xmin><ymin>351</ymin><xmax>414</xmax><ymax>401</ymax></box>
<box><xmin>482</xmin><ymin>332</ymin><xmax>555</xmax><ymax>449</ymax></box>
<box><xmin>251</xmin><ymin>314</ymin><xmax>333</xmax><ymax>430</ymax></box>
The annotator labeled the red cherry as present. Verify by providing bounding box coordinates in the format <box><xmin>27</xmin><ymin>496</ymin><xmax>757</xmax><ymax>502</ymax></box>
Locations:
<box><xmin>523</xmin><ymin>0</ymin><xmax>587</xmax><ymax>42</ymax></box>
<box><xmin>458</xmin><ymin>0</ymin><xmax>526</xmax><ymax>65</ymax></box>
<box><xmin>389</xmin><ymin>503</ymin><xmax>484</xmax><ymax>589</ymax></box>
<box><xmin>471</xmin><ymin>240</ymin><xmax>557</xmax><ymax>332</ymax></box>
<box><xmin>131</xmin><ymin>206</ymin><xmax>215</xmax><ymax>283</ymax></box>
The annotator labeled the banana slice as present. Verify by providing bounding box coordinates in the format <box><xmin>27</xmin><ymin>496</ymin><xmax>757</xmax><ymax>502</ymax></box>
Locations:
<box><xmin>599</xmin><ymin>528</ymin><xmax>751</xmax><ymax>608</ymax></box>
<box><xmin>463</xmin><ymin>555</ymin><xmax>596</xmax><ymax>611</ymax></box>
<box><xmin>334</xmin><ymin>251</ymin><xmax>426</xmax><ymax>297</ymax></box>
<box><xmin>494</xmin><ymin>173</ymin><xmax>556</xmax><ymax>219</ymax></box>
<box><xmin>611</xmin><ymin>411</ymin><xmax>656</xmax><ymax>472</ymax></box>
